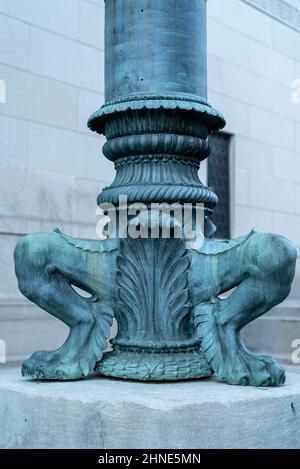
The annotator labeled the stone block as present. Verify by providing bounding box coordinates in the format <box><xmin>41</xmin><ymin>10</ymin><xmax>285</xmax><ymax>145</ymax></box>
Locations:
<box><xmin>30</xmin><ymin>27</ymin><xmax>77</xmax><ymax>85</ymax></box>
<box><xmin>296</xmin><ymin>123</ymin><xmax>300</xmax><ymax>153</ymax></box>
<box><xmin>0</xmin><ymin>169</ymin><xmax>74</xmax><ymax>228</ymax></box>
<box><xmin>233</xmin><ymin>205</ymin><xmax>274</xmax><ymax>237</ymax></box>
<box><xmin>77</xmin><ymin>88</ymin><xmax>104</xmax><ymax>133</ymax></box>
<box><xmin>272</xmin><ymin>20</ymin><xmax>300</xmax><ymax>62</ymax></box>
<box><xmin>235</xmin><ymin>170</ymin><xmax>249</xmax><ymax>206</ymax></box>
<box><xmin>0</xmin><ymin>0</ymin><xmax>80</xmax><ymax>40</ymax></box>
<box><xmin>73</xmin><ymin>177</ymin><xmax>105</xmax><ymax>225</ymax></box>
<box><xmin>27</xmin><ymin>122</ymin><xmax>113</xmax><ymax>181</ymax></box>
<box><xmin>0</xmin><ymin>165</ymin><xmax>111</xmax><ymax>237</ymax></box>
<box><xmin>79</xmin><ymin>0</ymin><xmax>104</xmax><ymax>50</ymax></box>
<box><xmin>208</xmin><ymin>91</ymin><xmax>249</xmax><ymax>137</ymax></box>
<box><xmin>84</xmin><ymin>0</ymin><xmax>103</xmax><ymax>7</ymax></box>
<box><xmin>76</xmin><ymin>41</ymin><xmax>104</xmax><ymax>93</ymax></box>
<box><xmin>221</xmin><ymin>62</ymin><xmax>274</xmax><ymax>111</ymax></box>
<box><xmin>248</xmin><ymin>107</ymin><xmax>295</xmax><ymax>151</ymax></box>
<box><xmin>272</xmin><ymin>83</ymin><xmax>300</xmax><ymax>122</ymax></box>
<box><xmin>207</xmin><ymin>19</ymin><xmax>249</xmax><ymax>70</ymax></box>
<box><xmin>0</xmin><ymin>235</ymin><xmax>21</xmax><ymax>300</ymax></box>
<box><xmin>234</xmin><ymin>136</ymin><xmax>273</xmax><ymax>175</ymax></box>
<box><xmin>77</xmin><ymin>89</ymin><xmax>104</xmax><ymax>135</ymax></box>
<box><xmin>0</xmin><ymin>115</ymin><xmax>27</xmax><ymax>169</ymax></box>
<box><xmin>0</xmin><ymin>14</ymin><xmax>29</xmax><ymax>69</ymax></box>
<box><xmin>273</xmin><ymin>213</ymin><xmax>300</xmax><ymax>248</ymax></box>
<box><xmin>207</xmin><ymin>0</ymin><xmax>222</xmax><ymax>21</ymax></box>
<box><xmin>0</xmin><ymin>368</ymin><xmax>300</xmax><ymax>448</ymax></box>
<box><xmin>273</xmin><ymin>148</ymin><xmax>300</xmax><ymax>184</ymax></box>
<box><xmin>221</xmin><ymin>0</ymin><xmax>273</xmax><ymax>48</ymax></box>
<box><xmin>207</xmin><ymin>54</ymin><xmax>223</xmax><ymax>93</ymax></box>
<box><xmin>0</xmin><ymin>303</ymin><xmax>68</xmax><ymax>363</ymax></box>
<box><xmin>248</xmin><ymin>174</ymin><xmax>296</xmax><ymax>214</ymax></box>
<box><xmin>248</xmin><ymin>40</ymin><xmax>294</xmax><ymax>87</ymax></box>
<box><xmin>30</xmin><ymin>27</ymin><xmax>104</xmax><ymax>91</ymax></box>
<box><xmin>0</xmin><ymin>65</ymin><xmax>78</xmax><ymax>130</ymax></box>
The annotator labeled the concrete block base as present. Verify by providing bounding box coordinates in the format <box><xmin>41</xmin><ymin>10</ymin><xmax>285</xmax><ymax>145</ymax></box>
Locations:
<box><xmin>0</xmin><ymin>368</ymin><xmax>300</xmax><ymax>449</ymax></box>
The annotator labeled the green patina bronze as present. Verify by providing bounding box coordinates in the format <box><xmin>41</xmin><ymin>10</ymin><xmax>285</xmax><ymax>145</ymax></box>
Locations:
<box><xmin>14</xmin><ymin>0</ymin><xmax>296</xmax><ymax>386</ymax></box>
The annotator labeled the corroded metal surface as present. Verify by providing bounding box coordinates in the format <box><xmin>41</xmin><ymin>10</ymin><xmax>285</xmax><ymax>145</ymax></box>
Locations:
<box><xmin>14</xmin><ymin>0</ymin><xmax>296</xmax><ymax>386</ymax></box>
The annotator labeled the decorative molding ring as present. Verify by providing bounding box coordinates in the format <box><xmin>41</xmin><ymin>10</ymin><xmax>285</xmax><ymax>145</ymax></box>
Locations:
<box><xmin>103</xmin><ymin>133</ymin><xmax>210</xmax><ymax>162</ymax></box>
<box><xmin>88</xmin><ymin>93</ymin><xmax>226</xmax><ymax>134</ymax></box>
<box><xmin>114</xmin><ymin>154</ymin><xmax>200</xmax><ymax>169</ymax></box>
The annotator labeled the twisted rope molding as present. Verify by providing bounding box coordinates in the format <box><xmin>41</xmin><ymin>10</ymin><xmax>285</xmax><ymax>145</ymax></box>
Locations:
<box><xmin>97</xmin><ymin>183</ymin><xmax>218</xmax><ymax>207</ymax></box>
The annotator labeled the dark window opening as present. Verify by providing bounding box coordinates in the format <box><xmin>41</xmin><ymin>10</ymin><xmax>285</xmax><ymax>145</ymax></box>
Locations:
<box><xmin>207</xmin><ymin>132</ymin><xmax>231</xmax><ymax>239</ymax></box>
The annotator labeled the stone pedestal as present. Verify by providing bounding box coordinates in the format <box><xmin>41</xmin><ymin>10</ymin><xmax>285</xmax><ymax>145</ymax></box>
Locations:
<box><xmin>0</xmin><ymin>368</ymin><xmax>300</xmax><ymax>449</ymax></box>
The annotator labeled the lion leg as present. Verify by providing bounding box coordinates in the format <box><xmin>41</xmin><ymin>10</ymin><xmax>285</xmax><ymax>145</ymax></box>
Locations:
<box><xmin>14</xmin><ymin>230</ymin><xmax>115</xmax><ymax>380</ymax></box>
<box><xmin>192</xmin><ymin>232</ymin><xmax>297</xmax><ymax>386</ymax></box>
